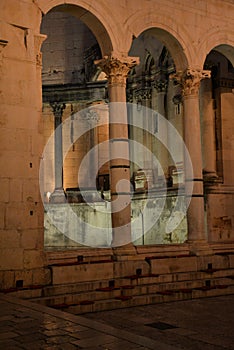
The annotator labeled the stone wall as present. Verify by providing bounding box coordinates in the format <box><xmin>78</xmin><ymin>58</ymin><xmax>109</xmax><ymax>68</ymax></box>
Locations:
<box><xmin>0</xmin><ymin>1</ymin><xmax>47</xmax><ymax>289</ymax></box>
<box><xmin>41</xmin><ymin>11</ymin><xmax>99</xmax><ymax>85</ymax></box>
<box><xmin>0</xmin><ymin>0</ymin><xmax>234</xmax><ymax>289</ymax></box>
<box><xmin>44</xmin><ymin>192</ymin><xmax>187</xmax><ymax>249</ymax></box>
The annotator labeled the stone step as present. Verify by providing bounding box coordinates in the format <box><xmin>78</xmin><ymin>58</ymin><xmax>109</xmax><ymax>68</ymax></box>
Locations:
<box><xmin>41</xmin><ymin>268</ymin><xmax>234</xmax><ymax>298</ymax></box>
<box><xmin>0</xmin><ymin>285</ymin><xmax>43</xmax><ymax>299</ymax></box>
<box><xmin>47</xmin><ymin>251</ymin><xmax>114</xmax><ymax>266</ymax></box>
<box><xmin>48</xmin><ymin>253</ymin><xmax>234</xmax><ymax>286</ymax></box>
<box><xmin>30</xmin><ymin>275</ymin><xmax>234</xmax><ymax>308</ymax></box>
<box><xmin>147</xmin><ymin>254</ymin><xmax>231</xmax><ymax>275</ymax></box>
<box><xmin>62</xmin><ymin>284</ymin><xmax>234</xmax><ymax>314</ymax></box>
<box><xmin>49</xmin><ymin>259</ymin><xmax>152</xmax><ymax>285</ymax></box>
<box><xmin>50</xmin><ymin>260</ymin><xmax>114</xmax><ymax>285</ymax></box>
<box><xmin>2</xmin><ymin>266</ymin><xmax>233</xmax><ymax>301</ymax></box>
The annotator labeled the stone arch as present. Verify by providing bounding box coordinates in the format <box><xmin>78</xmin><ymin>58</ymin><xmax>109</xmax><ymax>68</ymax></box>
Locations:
<box><xmin>125</xmin><ymin>11</ymin><xmax>191</xmax><ymax>72</ymax></box>
<box><xmin>37</xmin><ymin>0</ymin><xmax>123</xmax><ymax>56</ymax></box>
<box><xmin>198</xmin><ymin>28</ymin><xmax>234</xmax><ymax>68</ymax></box>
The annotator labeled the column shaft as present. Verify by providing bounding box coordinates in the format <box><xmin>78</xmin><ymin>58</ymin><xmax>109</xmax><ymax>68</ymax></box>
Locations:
<box><xmin>95</xmin><ymin>55</ymin><xmax>139</xmax><ymax>247</ymax></box>
<box><xmin>183</xmin><ymin>94</ymin><xmax>205</xmax><ymax>241</ymax></box>
<box><xmin>200</xmin><ymin>78</ymin><xmax>217</xmax><ymax>179</ymax></box>
<box><xmin>50</xmin><ymin>102</ymin><xmax>66</xmax><ymax>203</ymax></box>
<box><xmin>174</xmin><ymin>68</ymin><xmax>211</xmax><ymax>246</ymax></box>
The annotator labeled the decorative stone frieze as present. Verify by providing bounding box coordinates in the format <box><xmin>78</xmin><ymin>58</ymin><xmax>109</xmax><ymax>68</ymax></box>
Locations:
<box><xmin>172</xmin><ymin>68</ymin><xmax>211</xmax><ymax>96</ymax></box>
<box><xmin>95</xmin><ymin>54</ymin><xmax>139</xmax><ymax>86</ymax></box>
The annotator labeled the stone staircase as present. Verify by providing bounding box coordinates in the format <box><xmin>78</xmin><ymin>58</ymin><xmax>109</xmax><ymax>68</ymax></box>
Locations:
<box><xmin>2</xmin><ymin>250</ymin><xmax>234</xmax><ymax>314</ymax></box>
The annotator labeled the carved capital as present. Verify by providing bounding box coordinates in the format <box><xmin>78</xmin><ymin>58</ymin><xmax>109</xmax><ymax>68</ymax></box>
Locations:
<box><xmin>135</xmin><ymin>88</ymin><xmax>152</xmax><ymax>103</ymax></box>
<box><xmin>153</xmin><ymin>80</ymin><xmax>168</xmax><ymax>93</ymax></box>
<box><xmin>95</xmin><ymin>54</ymin><xmax>139</xmax><ymax>86</ymax></box>
<box><xmin>50</xmin><ymin>102</ymin><xmax>66</xmax><ymax>119</ymax></box>
<box><xmin>171</xmin><ymin>68</ymin><xmax>211</xmax><ymax>96</ymax></box>
<box><xmin>34</xmin><ymin>34</ymin><xmax>47</xmax><ymax>66</ymax></box>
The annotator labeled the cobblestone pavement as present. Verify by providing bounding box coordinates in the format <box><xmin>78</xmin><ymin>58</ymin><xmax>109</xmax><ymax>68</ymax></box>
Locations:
<box><xmin>0</xmin><ymin>294</ymin><xmax>233</xmax><ymax>350</ymax></box>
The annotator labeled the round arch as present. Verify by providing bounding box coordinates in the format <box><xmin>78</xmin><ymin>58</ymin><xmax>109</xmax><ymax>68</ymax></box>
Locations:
<box><xmin>37</xmin><ymin>0</ymin><xmax>126</xmax><ymax>56</ymax></box>
<box><xmin>124</xmin><ymin>10</ymin><xmax>192</xmax><ymax>72</ymax></box>
<box><xmin>198</xmin><ymin>28</ymin><xmax>234</xmax><ymax>67</ymax></box>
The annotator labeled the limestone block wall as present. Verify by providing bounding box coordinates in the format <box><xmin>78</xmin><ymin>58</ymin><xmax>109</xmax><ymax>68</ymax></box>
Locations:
<box><xmin>41</xmin><ymin>11</ymin><xmax>98</xmax><ymax>85</ymax></box>
<box><xmin>0</xmin><ymin>1</ymin><xmax>47</xmax><ymax>288</ymax></box>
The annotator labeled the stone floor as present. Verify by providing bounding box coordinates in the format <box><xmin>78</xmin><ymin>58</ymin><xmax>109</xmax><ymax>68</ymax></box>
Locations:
<box><xmin>0</xmin><ymin>294</ymin><xmax>233</xmax><ymax>350</ymax></box>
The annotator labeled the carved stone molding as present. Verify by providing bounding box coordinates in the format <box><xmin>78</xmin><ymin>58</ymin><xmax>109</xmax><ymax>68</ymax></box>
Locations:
<box><xmin>171</xmin><ymin>68</ymin><xmax>211</xmax><ymax>96</ymax></box>
<box><xmin>95</xmin><ymin>54</ymin><xmax>139</xmax><ymax>86</ymax></box>
<box><xmin>0</xmin><ymin>39</ymin><xmax>8</xmax><ymax>66</ymax></box>
<box><xmin>34</xmin><ymin>33</ymin><xmax>47</xmax><ymax>66</ymax></box>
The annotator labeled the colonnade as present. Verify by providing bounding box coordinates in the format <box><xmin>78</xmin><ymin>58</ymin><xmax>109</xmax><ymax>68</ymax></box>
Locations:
<box><xmin>49</xmin><ymin>54</ymin><xmax>216</xmax><ymax>253</ymax></box>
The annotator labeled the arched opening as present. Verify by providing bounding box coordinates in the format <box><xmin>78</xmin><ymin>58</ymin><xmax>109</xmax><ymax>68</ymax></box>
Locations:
<box><xmin>201</xmin><ymin>44</ymin><xmax>234</xmax><ymax>243</ymax></box>
<box><xmin>127</xmin><ymin>29</ymin><xmax>187</xmax><ymax>245</ymax></box>
<box><xmin>40</xmin><ymin>6</ymin><xmax>111</xmax><ymax>249</ymax></box>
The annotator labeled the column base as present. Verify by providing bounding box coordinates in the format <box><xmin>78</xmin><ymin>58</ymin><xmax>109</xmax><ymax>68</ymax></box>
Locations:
<box><xmin>188</xmin><ymin>240</ymin><xmax>213</xmax><ymax>256</ymax></box>
<box><xmin>49</xmin><ymin>188</ymin><xmax>67</xmax><ymax>204</ymax></box>
<box><xmin>203</xmin><ymin>170</ymin><xmax>219</xmax><ymax>182</ymax></box>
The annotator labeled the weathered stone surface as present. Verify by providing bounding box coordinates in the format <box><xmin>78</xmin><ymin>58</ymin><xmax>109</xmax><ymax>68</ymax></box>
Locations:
<box><xmin>150</xmin><ymin>257</ymin><xmax>198</xmax><ymax>275</ymax></box>
<box><xmin>51</xmin><ymin>262</ymin><xmax>114</xmax><ymax>285</ymax></box>
<box><xmin>0</xmin><ymin>0</ymin><xmax>234</xmax><ymax>295</ymax></box>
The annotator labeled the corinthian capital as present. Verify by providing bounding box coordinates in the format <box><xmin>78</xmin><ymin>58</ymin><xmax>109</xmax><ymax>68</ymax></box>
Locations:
<box><xmin>95</xmin><ymin>54</ymin><xmax>139</xmax><ymax>85</ymax></box>
<box><xmin>171</xmin><ymin>68</ymin><xmax>211</xmax><ymax>96</ymax></box>
<box><xmin>50</xmin><ymin>101</ymin><xmax>66</xmax><ymax>119</ymax></box>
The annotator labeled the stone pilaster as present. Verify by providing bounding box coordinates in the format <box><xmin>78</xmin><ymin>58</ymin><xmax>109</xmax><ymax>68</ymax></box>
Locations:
<box><xmin>50</xmin><ymin>101</ymin><xmax>66</xmax><ymax>203</ymax></box>
<box><xmin>95</xmin><ymin>54</ymin><xmax>139</xmax><ymax>251</ymax></box>
<box><xmin>173</xmin><ymin>68</ymin><xmax>212</xmax><ymax>255</ymax></box>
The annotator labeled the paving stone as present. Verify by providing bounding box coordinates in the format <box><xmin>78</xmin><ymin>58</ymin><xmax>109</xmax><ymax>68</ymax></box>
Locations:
<box><xmin>99</xmin><ymin>339</ymin><xmax>143</xmax><ymax>349</ymax></box>
<box><xmin>0</xmin><ymin>294</ymin><xmax>233</xmax><ymax>350</ymax></box>
<box><xmin>0</xmin><ymin>331</ymin><xmax>19</xmax><ymax>340</ymax></box>
<box><xmin>72</xmin><ymin>334</ymin><xmax>120</xmax><ymax>348</ymax></box>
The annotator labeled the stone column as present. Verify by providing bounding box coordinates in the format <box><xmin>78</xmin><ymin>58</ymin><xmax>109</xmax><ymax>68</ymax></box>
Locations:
<box><xmin>86</xmin><ymin>107</ymin><xmax>99</xmax><ymax>188</ymax></box>
<box><xmin>135</xmin><ymin>87</ymin><xmax>152</xmax><ymax>170</ymax></box>
<box><xmin>200</xmin><ymin>78</ymin><xmax>218</xmax><ymax>180</ymax></box>
<box><xmin>155</xmin><ymin>80</ymin><xmax>168</xmax><ymax>178</ymax></box>
<box><xmin>174</xmin><ymin>68</ymin><xmax>212</xmax><ymax>254</ymax></box>
<box><xmin>50</xmin><ymin>101</ymin><xmax>66</xmax><ymax>203</ymax></box>
<box><xmin>95</xmin><ymin>54</ymin><xmax>139</xmax><ymax>249</ymax></box>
